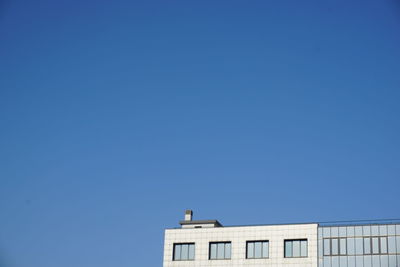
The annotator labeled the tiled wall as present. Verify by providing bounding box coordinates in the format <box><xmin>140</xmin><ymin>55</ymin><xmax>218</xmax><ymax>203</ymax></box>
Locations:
<box><xmin>163</xmin><ymin>224</ymin><xmax>318</xmax><ymax>267</ymax></box>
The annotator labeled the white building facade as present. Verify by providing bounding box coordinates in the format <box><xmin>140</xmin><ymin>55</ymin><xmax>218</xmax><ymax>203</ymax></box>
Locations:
<box><xmin>163</xmin><ymin>211</ymin><xmax>400</xmax><ymax>267</ymax></box>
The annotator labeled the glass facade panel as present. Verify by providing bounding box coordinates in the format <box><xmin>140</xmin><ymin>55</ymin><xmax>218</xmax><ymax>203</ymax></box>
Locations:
<box><xmin>348</xmin><ymin>226</ymin><xmax>355</xmax><ymax>237</ymax></box>
<box><xmin>348</xmin><ymin>238</ymin><xmax>356</xmax><ymax>255</ymax></box>
<box><xmin>332</xmin><ymin>238</ymin><xmax>339</xmax><ymax>255</ymax></box>
<box><xmin>210</xmin><ymin>243</ymin><xmax>217</xmax><ymax>259</ymax></box>
<box><xmin>380</xmin><ymin>255</ymin><xmax>389</xmax><ymax>267</ymax></box>
<box><xmin>388</xmin><ymin>255</ymin><xmax>396</xmax><ymax>267</ymax></box>
<box><xmin>371</xmin><ymin>226</ymin><xmax>379</xmax><ymax>236</ymax></box>
<box><xmin>188</xmin><ymin>244</ymin><xmax>195</xmax><ymax>260</ymax></box>
<box><xmin>387</xmin><ymin>225</ymin><xmax>395</xmax><ymax>235</ymax></box>
<box><xmin>332</xmin><ymin>256</ymin><xmax>339</xmax><ymax>267</ymax></box>
<box><xmin>319</xmin><ymin>239</ymin><xmax>323</xmax><ymax>257</ymax></box>
<box><xmin>301</xmin><ymin>240</ymin><xmax>308</xmax><ymax>257</ymax></box>
<box><xmin>348</xmin><ymin>256</ymin><xmax>356</xmax><ymax>267</ymax></box>
<box><xmin>372</xmin><ymin>237</ymin><xmax>379</xmax><ymax>254</ymax></box>
<box><xmin>365</xmin><ymin>237</ymin><xmax>372</xmax><ymax>254</ymax></box>
<box><xmin>324</xmin><ymin>256</ymin><xmax>331</xmax><ymax>267</ymax></box>
<box><xmin>340</xmin><ymin>238</ymin><xmax>347</xmax><ymax>255</ymax></box>
<box><xmin>396</xmin><ymin>237</ymin><xmax>400</xmax><ymax>253</ymax></box>
<box><xmin>225</xmin><ymin>243</ymin><xmax>231</xmax><ymax>259</ymax></box>
<box><xmin>355</xmin><ymin>226</ymin><xmax>363</xmax><ymax>237</ymax></box>
<box><xmin>324</xmin><ymin>239</ymin><xmax>331</xmax><ymax>256</ymax></box>
<box><xmin>254</xmin><ymin>242</ymin><xmax>261</xmax><ymax>258</ymax></box>
<box><xmin>365</xmin><ymin>255</ymin><xmax>372</xmax><ymax>267</ymax></box>
<box><xmin>293</xmin><ymin>240</ymin><xmax>300</xmax><ymax>257</ymax></box>
<box><xmin>388</xmin><ymin>237</ymin><xmax>396</xmax><ymax>254</ymax></box>
<box><xmin>380</xmin><ymin>225</ymin><xmax>387</xmax><ymax>236</ymax></box>
<box><xmin>262</xmin><ymin>242</ymin><xmax>269</xmax><ymax>258</ymax></box>
<box><xmin>339</xmin><ymin>227</ymin><xmax>347</xmax><ymax>237</ymax></box>
<box><xmin>340</xmin><ymin>256</ymin><xmax>348</xmax><ymax>267</ymax></box>
<box><xmin>372</xmin><ymin>255</ymin><xmax>380</xmax><ymax>267</ymax></box>
<box><xmin>396</xmin><ymin>225</ymin><xmax>400</xmax><ymax>235</ymax></box>
<box><xmin>332</xmin><ymin>227</ymin><xmax>339</xmax><ymax>237</ymax></box>
<box><xmin>356</xmin><ymin>238</ymin><xmax>364</xmax><ymax>255</ymax></box>
<box><xmin>285</xmin><ymin>241</ymin><xmax>292</xmax><ymax>257</ymax></box>
<box><xmin>364</xmin><ymin>226</ymin><xmax>372</xmax><ymax>236</ymax></box>
<box><xmin>324</xmin><ymin>227</ymin><xmax>331</xmax><ymax>237</ymax></box>
<box><xmin>356</xmin><ymin>256</ymin><xmax>364</xmax><ymax>267</ymax></box>
<box><xmin>380</xmin><ymin>237</ymin><xmax>388</xmax><ymax>254</ymax></box>
<box><xmin>247</xmin><ymin>242</ymin><xmax>254</xmax><ymax>258</ymax></box>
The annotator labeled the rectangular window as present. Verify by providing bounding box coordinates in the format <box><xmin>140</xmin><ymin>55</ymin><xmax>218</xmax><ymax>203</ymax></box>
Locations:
<box><xmin>323</xmin><ymin>238</ymin><xmax>347</xmax><ymax>256</ymax></box>
<box><xmin>372</xmin><ymin>237</ymin><xmax>379</xmax><ymax>254</ymax></box>
<box><xmin>340</xmin><ymin>238</ymin><xmax>347</xmax><ymax>255</ymax></box>
<box><xmin>348</xmin><ymin>238</ymin><xmax>355</xmax><ymax>255</ymax></box>
<box><xmin>285</xmin><ymin>239</ymin><xmax>307</xmax><ymax>258</ymax></box>
<box><xmin>324</xmin><ymin>239</ymin><xmax>331</xmax><ymax>256</ymax></box>
<box><xmin>364</xmin><ymin>237</ymin><xmax>371</xmax><ymax>254</ymax></box>
<box><xmin>209</xmin><ymin>242</ymin><xmax>231</xmax><ymax>260</ymax></box>
<box><xmin>246</xmin><ymin>241</ymin><xmax>269</xmax><ymax>259</ymax></box>
<box><xmin>380</xmin><ymin>237</ymin><xmax>388</xmax><ymax>254</ymax></box>
<box><xmin>332</xmin><ymin>238</ymin><xmax>339</xmax><ymax>255</ymax></box>
<box><xmin>173</xmin><ymin>243</ymin><xmax>195</xmax><ymax>261</ymax></box>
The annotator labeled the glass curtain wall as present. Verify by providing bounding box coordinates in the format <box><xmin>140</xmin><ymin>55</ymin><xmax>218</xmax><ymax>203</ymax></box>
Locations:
<box><xmin>318</xmin><ymin>224</ymin><xmax>400</xmax><ymax>267</ymax></box>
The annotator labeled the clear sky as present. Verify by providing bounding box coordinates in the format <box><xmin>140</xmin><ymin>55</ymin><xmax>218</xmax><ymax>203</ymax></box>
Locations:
<box><xmin>1</xmin><ymin>0</ymin><xmax>399</xmax><ymax>266</ymax></box>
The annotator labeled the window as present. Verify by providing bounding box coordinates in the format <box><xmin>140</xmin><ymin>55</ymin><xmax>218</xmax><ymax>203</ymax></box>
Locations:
<box><xmin>363</xmin><ymin>237</ymin><xmax>388</xmax><ymax>255</ymax></box>
<box><xmin>323</xmin><ymin>238</ymin><xmax>347</xmax><ymax>256</ymax></box>
<box><xmin>173</xmin><ymin>243</ymin><xmax>195</xmax><ymax>261</ymax></box>
<box><xmin>209</xmin><ymin>242</ymin><xmax>231</xmax><ymax>260</ymax></box>
<box><xmin>364</xmin><ymin>237</ymin><xmax>371</xmax><ymax>254</ymax></box>
<box><xmin>246</xmin><ymin>241</ymin><xmax>269</xmax><ymax>259</ymax></box>
<box><xmin>323</xmin><ymin>239</ymin><xmax>331</xmax><ymax>256</ymax></box>
<box><xmin>340</xmin><ymin>238</ymin><xmax>347</xmax><ymax>255</ymax></box>
<box><xmin>284</xmin><ymin>239</ymin><xmax>307</xmax><ymax>258</ymax></box>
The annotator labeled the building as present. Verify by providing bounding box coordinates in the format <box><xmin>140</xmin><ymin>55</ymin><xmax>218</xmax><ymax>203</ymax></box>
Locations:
<box><xmin>163</xmin><ymin>210</ymin><xmax>400</xmax><ymax>267</ymax></box>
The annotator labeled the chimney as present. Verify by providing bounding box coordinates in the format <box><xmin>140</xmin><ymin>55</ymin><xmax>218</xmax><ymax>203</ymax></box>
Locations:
<box><xmin>184</xmin><ymin>210</ymin><xmax>193</xmax><ymax>221</ymax></box>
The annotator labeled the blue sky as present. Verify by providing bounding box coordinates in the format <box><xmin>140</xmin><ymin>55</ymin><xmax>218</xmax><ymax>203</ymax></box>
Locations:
<box><xmin>1</xmin><ymin>0</ymin><xmax>399</xmax><ymax>266</ymax></box>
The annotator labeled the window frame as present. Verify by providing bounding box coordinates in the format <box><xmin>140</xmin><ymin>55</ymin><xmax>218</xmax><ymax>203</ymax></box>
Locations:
<box><xmin>173</xmin><ymin>243</ymin><xmax>195</xmax><ymax>261</ymax></box>
<box><xmin>246</xmin><ymin>240</ymin><xmax>269</xmax><ymax>259</ymax></box>
<box><xmin>209</xmin><ymin>241</ymin><xmax>232</xmax><ymax>260</ymax></box>
<box><xmin>323</xmin><ymin>238</ymin><xmax>347</xmax><ymax>256</ymax></box>
<box><xmin>284</xmin><ymin>239</ymin><xmax>308</xmax><ymax>258</ymax></box>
